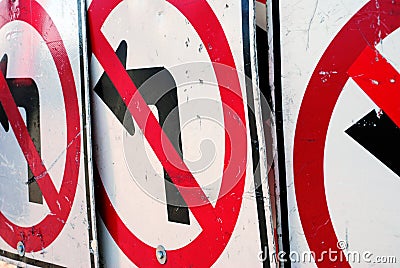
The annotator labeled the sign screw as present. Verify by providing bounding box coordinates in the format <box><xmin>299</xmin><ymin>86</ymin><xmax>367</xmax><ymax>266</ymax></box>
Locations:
<box><xmin>156</xmin><ymin>245</ymin><xmax>167</xmax><ymax>264</ymax></box>
<box><xmin>17</xmin><ymin>241</ymin><xmax>25</xmax><ymax>257</ymax></box>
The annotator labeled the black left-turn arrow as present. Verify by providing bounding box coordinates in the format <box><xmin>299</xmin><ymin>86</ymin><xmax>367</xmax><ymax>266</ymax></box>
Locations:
<box><xmin>93</xmin><ymin>41</ymin><xmax>190</xmax><ymax>225</ymax></box>
<box><xmin>0</xmin><ymin>54</ymin><xmax>43</xmax><ymax>204</ymax></box>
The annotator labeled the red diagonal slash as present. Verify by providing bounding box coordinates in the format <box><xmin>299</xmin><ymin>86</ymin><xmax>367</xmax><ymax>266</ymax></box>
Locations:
<box><xmin>348</xmin><ymin>46</ymin><xmax>400</xmax><ymax>127</ymax></box>
<box><xmin>0</xmin><ymin>70</ymin><xmax>62</xmax><ymax>214</ymax></box>
<box><xmin>93</xmin><ymin>22</ymin><xmax>215</xmax><ymax>231</ymax></box>
<box><xmin>89</xmin><ymin>0</ymin><xmax>247</xmax><ymax>231</ymax></box>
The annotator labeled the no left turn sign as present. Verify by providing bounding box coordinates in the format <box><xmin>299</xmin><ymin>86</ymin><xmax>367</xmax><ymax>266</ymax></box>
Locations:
<box><xmin>88</xmin><ymin>0</ymin><xmax>274</xmax><ymax>266</ymax></box>
<box><xmin>0</xmin><ymin>0</ymin><xmax>97</xmax><ymax>267</ymax></box>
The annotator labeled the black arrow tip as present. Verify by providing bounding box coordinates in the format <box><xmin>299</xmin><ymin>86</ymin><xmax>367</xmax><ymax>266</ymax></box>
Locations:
<box><xmin>116</xmin><ymin>40</ymin><xmax>127</xmax><ymax>69</ymax></box>
<box><xmin>0</xmin><ymin>54</ymin><xmax>8</xmax><ymax>132</ymax></box>
<box><xmin>346</xmin><ymin>110</ymin><xmax>400</xmax><ymax>177</ymax></box>
<box><xmin>0</xmin><ymin>105</ymin><xmax>9</xmax><ymax>132</ymax></box>
<box><xmin>93</xmin><ymin>40</ymin><xmax>135</xmax><ymax>136</ymax></box>
<box><xmin>0</xmin><ymin>54</ymin><xmax>7</xmax><ymax>76</ymax></box>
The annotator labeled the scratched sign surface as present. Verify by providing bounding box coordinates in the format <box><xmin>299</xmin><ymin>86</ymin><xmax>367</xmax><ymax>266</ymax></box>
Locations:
<box><xmin>0</xmin><ymin>0</ymin><xmax>98</xmax><ymax>267</ymax></box>
<box><xmin>278</xmin><ymin>0</ymin><xmax>400</xmax><ymax>266</ymax></box>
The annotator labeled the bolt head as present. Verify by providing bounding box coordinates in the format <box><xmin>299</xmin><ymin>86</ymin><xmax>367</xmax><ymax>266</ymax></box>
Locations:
<box><xmin>156</xmin><ymin>250</ymin><xmax>164</xmax><ymax>259</ymax></box>
<box><xmin>17</xmin><ymin>241</ymin><xmax>25</xmax><ymax>257</ymax></box>
<box><xmin>156</xmin><ymin>245</ymin><xmax>167</xmax><ymax>265</ymax></box>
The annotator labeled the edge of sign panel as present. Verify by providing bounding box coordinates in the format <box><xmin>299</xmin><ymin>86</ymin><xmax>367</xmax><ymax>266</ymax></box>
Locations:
<box><xmin>243</xmin><ymin>0</ymin><xmax>275</xmax><ymax>267</ymax></box>
<box><xmin>268</xmin><ymin>0</ymin><xmax>292</xmax><ymax>265</ymax></box>
<box><xmin>77</xmin><ymin>0</ymin><xmax>100</xmax><ymax>266</ymax></box>
<box><xmin>256</xmin><ymin>0</ymin><xmax>287</xmax><ymax>266</ymax></box>
<box><xmin>265</xmin><ymin>0</ymin><xmax>286</xmax><ymax>263</ymax></box>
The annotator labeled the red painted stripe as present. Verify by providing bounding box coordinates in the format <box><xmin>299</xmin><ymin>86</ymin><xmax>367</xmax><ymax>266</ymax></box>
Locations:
<box><xmin>257</xmin><ymin>0</ymin><xmax>267</xmax><ymax>4</ymax></box>
<box><xmin>91</xmin><ymin>25</ymin><xmax>216</xmax><ymax>230</ymax></box>
<box><xmin>88</xmin><ymin>2</ymin><xmax>215</xmax><ymax>229</ymax></box>
<box><xmin>348</xmin><ymin>46</ymin><xmax>400</xmax><ymax>128</ymax></box>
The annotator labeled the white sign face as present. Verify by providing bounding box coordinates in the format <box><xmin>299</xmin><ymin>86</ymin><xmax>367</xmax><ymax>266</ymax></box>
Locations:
<box><xmin>279</xmin><ymin>0</ymin><xmax>400</xmax><ymax>266</ymax></box>
<box><xmin>87</xmin><ymin>0</ymin><xmax>275</xmax><ymax>266</ymax></box>
<box><xmin>0</xmin><ymin>0</ymin><xmax>97</xmax><ymax>267</ymax></box>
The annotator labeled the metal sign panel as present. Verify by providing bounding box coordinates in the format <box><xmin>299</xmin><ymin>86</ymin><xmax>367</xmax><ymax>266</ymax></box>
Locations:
<box><xmin>0</xmin><ymin>0</ymin><xmax>98</xmax><ymax>267</ymax></box>
<box><xmin>87</xmin><ymin>0</ymin><xmax>275</xmax><ymax>266</ymax></box>
<box><xmin>278</xmin><ymin>0</ymin><xmax>400</xmax><ymax>266</ymax></box>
